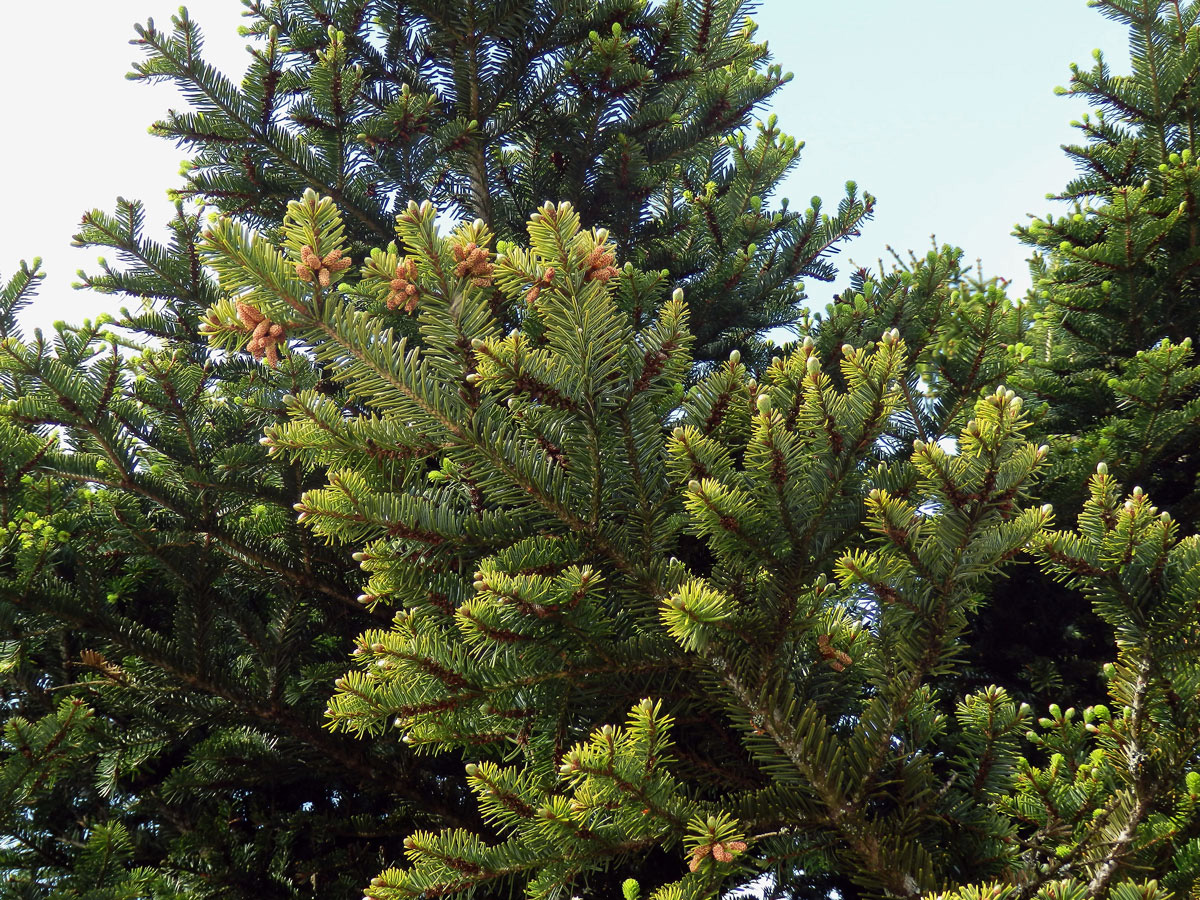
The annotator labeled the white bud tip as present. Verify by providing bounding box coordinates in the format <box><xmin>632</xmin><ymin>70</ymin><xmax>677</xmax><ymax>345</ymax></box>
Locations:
<box><xmin>1096</xmin><ymin>462</ymin><xmax>1108</xmax><ymax>475</ymax></box>
<box><xmin>470</xmin><ymin>338</ymin><xmax>485</xmax><ymax>350</ymax></box>
<box><xmin>841</xmin><ymin>343</ymin><xmax>854</xmax><ymax>356</ymax></box>
<box><xmin>1041</xmin><ymin>504</ymin><xmax>1054</xmax><ymax>515</ymax></box>
<box><xmin>806</xmin><ymin>357</ymin><xmax>821</xmax><ymax>376</ymax></box>
<box><xmin>672</xmin><ymin>288</ymin><xmax>685</xmax><ymax>302</ymax></box>
<box><xmin>728</xmin><ymin>349</ymin><xmax>741</xmax><ymax>365</ymax></box>
<box><xmin>757</xmin><ymin>394</ymin><xmax>773</xmax><ymax>415</ymax></box>
<box><xmin>687</xmin><ymin>479</ymin><xmax>701</xmax><ymax>493</ymax></box>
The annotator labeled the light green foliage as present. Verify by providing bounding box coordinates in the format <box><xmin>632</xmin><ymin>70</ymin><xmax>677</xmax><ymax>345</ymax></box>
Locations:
<box><xmin>199</xmin><ymin>193</ymin><xmax>1155</xmax><ymax>900</ymax></box>
<box><xmin>373</xmin><ymin>700</ymin><xmax>735</xmax><ymax>900</ymax></box>
<box><xmin>803</xmin><ymin>247</ymin><xmax>1029</xmax><ymax>454</ymax></box>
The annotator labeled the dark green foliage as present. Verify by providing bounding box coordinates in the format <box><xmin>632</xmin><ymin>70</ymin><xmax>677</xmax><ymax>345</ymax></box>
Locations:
<box><xmin>130</xmin><ymin>0</ymin><xmax>872</xmax><ymax>364</ymax></box>
<box><xmin>0</xmin><ymin>206</ymin><xmax>479</xmax><ymax>898</ymax></box>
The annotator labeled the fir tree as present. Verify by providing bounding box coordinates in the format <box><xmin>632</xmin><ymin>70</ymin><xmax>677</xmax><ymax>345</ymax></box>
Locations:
<box><xmin>0</xmin><ymin>1</ymin><xmax>870</xmax><ymax>895</ymax></box>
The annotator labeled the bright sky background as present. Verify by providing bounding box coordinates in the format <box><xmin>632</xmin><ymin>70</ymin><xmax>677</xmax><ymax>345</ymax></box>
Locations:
<box><xmin>4</xmin><ymin>2</ymin><xmax>1128</xmax><ymax>335</ymax></box>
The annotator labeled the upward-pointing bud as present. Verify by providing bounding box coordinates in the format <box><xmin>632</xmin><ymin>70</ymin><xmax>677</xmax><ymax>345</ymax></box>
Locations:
<box><xmin>841</xmin><ymin>343</ymin><xmax>854</xmax><ymax>357</ymax></box>
<box><xmin>672</xmin><ymin>288</ymin><xmax>684</xmax><ymax>303</ymax></box>
<box><xmin>1096</xmin><ymin>461</ymin><xmax>1108</xmax><ymax>475</ymax></box>
<box><xmin>728</xmin><ymin>349</ymin><xmax>741</xmax><ymax>365</ymax></box>
<box><xmin>757</xmin><ymin>394</ymin><xmax>773</xmax><ymax>415</ymax></box>
<box><xmin>806</xmin><ymin>356</ymin><xmax>821</xmax><ymax>376</ymax></box>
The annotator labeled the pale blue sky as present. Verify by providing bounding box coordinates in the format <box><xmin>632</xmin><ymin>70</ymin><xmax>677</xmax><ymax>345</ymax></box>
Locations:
<box><xmin>755</xmin><ymin>1</ymin><xmax>1127</xmax><ymax>303</ymax></box>
<box><xmin>3</xmin><ymin>2</ymin><xmax>1127</xmax><ymax>334</ymax></box>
